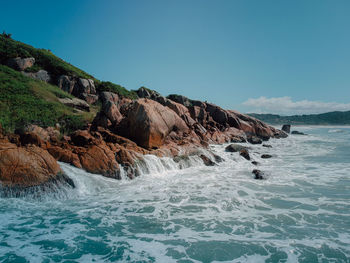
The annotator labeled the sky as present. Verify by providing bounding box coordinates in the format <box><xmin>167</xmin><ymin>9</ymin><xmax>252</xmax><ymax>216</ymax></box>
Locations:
<box><xmin>1</xmin><ymin>0</ymin><xmax>350</xmax><ymax>115</ymax></box>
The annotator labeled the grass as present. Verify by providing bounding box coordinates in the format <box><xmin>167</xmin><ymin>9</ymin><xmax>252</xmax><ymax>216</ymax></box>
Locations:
<box><xmin>0</xmin><ymin>34</ymin><xmax>93</xmax><ymax>80</ymax></box>
<box><xmin>97</xmin><ymin>81</ymin><xmax>138</xmax><ymax>100</ymax></box>
<box><xmin>0</xmin><ymin>65</ymin><xmax>89</xmax><ymax>133</ymax></box>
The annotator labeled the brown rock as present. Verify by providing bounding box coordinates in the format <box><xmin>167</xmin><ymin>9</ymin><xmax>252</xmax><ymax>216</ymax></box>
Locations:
<box><xmin>239</xmin><ymin>149</ymin><xmax>250</xmax><ymax>160</ymax></box>
<box><xmin>48</xmin><ymin>146</ymin><xmax>82</xmax><ymax>168</ymax></box>
<box><xmin>120</xmin><ymin>99</ymin><xmax>189</xmax><ymax>149</ymax></box>
<box><xmin>0</xmin><ymin>140</ymin><xmax>63</xmax><ymax>187</ymax></box>
<box><xmin>103</xmin><ymin>101</ymin><xmax>123</xmax><ymax>124</ymax></box>
<box><xmin>70</xmin><ymin>130</ymin><xmax>96</xmax><ymax>147</ymax></box>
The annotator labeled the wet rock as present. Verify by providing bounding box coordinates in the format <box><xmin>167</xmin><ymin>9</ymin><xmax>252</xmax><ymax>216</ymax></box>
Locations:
<box><xmin>252</xmin><ymin>169</ymin><xmax>265</xmax><ymax>180</ymax></box>
<box><xmin>262</xmin><ymin>144</ymin><xmax>272</xmax><ymax>148</ymax></box>
<box><xmin>251</xmin><ymin>161</ymin><xmax>259</xmax><ymax>165</ymax></box>
<box><xmin>247</xmin><ymin>136</ymin><xmax>262</xmax><ymax>144</ymax></box>
<box><xmin>261</xmin><ymin>154</ymin><xmax>272</xmax><ymax>159</ymax></box>
<box><xmin>291</xmin><ymin>131</ymin><xmax>306</xmax><ymax>135</ymax></box>
<box><xmin>7</xmin><ymin>57</ymin><xmax>35</xmax><ymax>71</ymax></box>
<box><xmin>48</xmin><ymin>146</ymin><xmax>82</xmax><ymax>168</ymax></box>
<box><xmin>239</xmin><ymin>149</ymin><xmax>250</xmax><ymax>160</ymax></box>
<box><xmin>282</xmin><ymin>124</ymin><xmax>291</xmax><ymax>134</ymax></box>
<box><xmin>0</xmin><ymin>140</ymin><xmax>65</xmax><ymax>188</ymax></box>
<box><xmin>213</xmin><ymin>154</ymin><xmax>224</xmax><ymax>163</ymax></box>
<box><xmin>200</xmin><ymin>154</ymin><xmax>216</xmax><ymax>166</ymax></box>
<box><xmin>225</xmin><ymin>144</ymin><xmax>248</xmax><ymax>152</ymax></box>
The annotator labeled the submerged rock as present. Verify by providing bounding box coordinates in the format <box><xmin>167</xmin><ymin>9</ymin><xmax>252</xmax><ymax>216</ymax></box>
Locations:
<box><xmin>262</xmin><ymin>144</ymin><xmax>272</xmax><ymax>148</ymax></box>
<box><xmin>239</xmin><ymin>149</ymin><xmax>250</xmax><ymax>160</ymax></box>
<box><xmin>200</xmin><ymin>154</ymin><xmax>216</xmax><ymax>166</ymax></box>
<box><xmin>252</xmin><ymin>169</ymin><xmax>265</xmax><ymax>180</ymax></box>
<box><xmin>291</xmin><ymin>131</ymin><xmax>306</xmax><ymax>135</ymax></box>
<box><xmin>251</xmin><ymin>161</ymin><xmax>259</xmax><ymax>165</ymax></box>
<box><xmin>261</xmin><ymin>154</ymin><xmax>272</xmax><ymax>159</ymax></box>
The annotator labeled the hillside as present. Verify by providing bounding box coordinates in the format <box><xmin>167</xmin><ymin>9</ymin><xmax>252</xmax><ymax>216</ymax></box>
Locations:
<box><xmin>249</xmin><ymin>111</ymin><xmax>350</xmax><ymax>125</ymax></box>
<box><xmin>0</xmin><ymin>33</ymin><xmax>137</xmax><ymax>132</ymax></box>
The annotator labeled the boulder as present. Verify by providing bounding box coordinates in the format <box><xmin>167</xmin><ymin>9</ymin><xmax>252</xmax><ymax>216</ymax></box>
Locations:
<box><xmin>167</xmin><ymin>94</ymin><xmax>192</xmax><ymax>107</ymax></box>
<box><xmin>100</xmin><ymin>92</ymin><xmax>119</xmax><ymax>104</ymax></box>
<box><xmin>282</xmin><ymin>124</ymin><xmax>291</xmax><ymax>134</ymax></box>
<box><xmin>200</xmin><ymin>154</ymin><xmax>216</xmax><ymax>166</ymax></box>
<box><xmin>80</xmin><ymin>93</ymin><xmax>99</xmax><ymax>104</ymax></box>
<box><xmin>251</xmin><ymin>161</ymin><xmax>259</xmax><ymax>166</ymax></box>
<box><xmin>7</xmin><ymin>57</ymin><xmax>35</xmax><ymax>71</ymax></box>
<box><xmin>91</xmin><ymin>112</ymin><xmax>112</xmax><ymax>129</ymax></box>
<box><xmin>58</xmin><ymin>75</ymin><xmax>76</xmax><ymax>94</ymax></box>
<box><xmin>248</xmin><ymin>136</ymin><xmax>262</xmax><ymax>144</ymax></box>
<box><xmin>225</xmin><ymin>144</ymin><xmax>248</xmax><ymax>152</ymax></box>
<box><xmin>19</xmin><ymin>132</ymin><xmax>44</xmax><ymax>147</ymax></box>
<box><xmin>102</xmin><ymin>101</ymin><xmax>123</xmax><ymax>124</ymax></box>
<box><xmin>48</xmin><ymin>146</ymin><xmax>82</xmax><ymax>168</ymax></box>
<box><xmin>22</xmin><ymin>70</ymin><xmax>50</xmax><ymax>82</ymax></box>
<box><xmin>261</xmin><ymin>154</ymin><xmax>272</xmax><ymax>159</ymax></box>
<box><xmin>70</xmin><ymin>130</ymin><xmax>96</xmax><ymax>147</ymax></box>
<box><xmin>119</xmin><ymin>99</ymin><xmax>189</xmax><ymax>149</ymax></box>
<box><xmin>136</xmin><ymin>87</ymin><xmax>152</xmax><ymax>98</ymax></box>
<box><xmin>73</xmin><ymin>78</ymin><xmax>96</xmax><ymax>95</ymax></box>
<box><xmin>262</xmin><ymin>144</ymin><xmax>272</xmax><ymax>148</ymax></box>
<box><xmin>0</xmin><ymin>140</ymin><xmax>71</xmax><ymax>188</ymax></box>
<box><xmin>58</xmin><ymin>97</ymin><xmax>90</xmax><ymax>112</ymax></box>
<box><xmin>252</xmin><ymin>169</ymin><xmax>265</xmax><ymax>180</ymax></box>
<box><xmin>239</xmin><ymin>149</ymin><xmax>250</xmax><ymax>160</ymax></box>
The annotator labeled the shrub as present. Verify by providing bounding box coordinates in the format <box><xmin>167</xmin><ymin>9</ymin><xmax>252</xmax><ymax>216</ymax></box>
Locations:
<box><xmin>97</xmin><ymin>81</ymin><xmax>138</xmax><ymax>99</ymax></box>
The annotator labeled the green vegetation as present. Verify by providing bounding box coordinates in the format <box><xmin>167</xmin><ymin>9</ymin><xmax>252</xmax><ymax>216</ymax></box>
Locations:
<box><xmin>98</xmin><ymin>81</ymin><xmax>138</xmax><ymax>99</ymax></box>
<box><xmin>0</xmin><ymin>34</ymin><xmax>93</xmax><ymax>80</ymax></box>
<box><xmin>250</xmin><ymin>112</ymin><xmax>350</xmax><ymax>125</ymax></box>
<box><xmin>0</xmin><ymin>65</ymin><xmax>87</xmax><ymax>133</ymax></box>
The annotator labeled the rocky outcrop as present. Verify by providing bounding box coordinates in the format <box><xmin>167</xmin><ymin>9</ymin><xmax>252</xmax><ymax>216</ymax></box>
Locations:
<box><xmin>7</xmin><ymin>57</ymin><xmax>35</xmax><ymax>71</ymax></box>
<box><xmin>118</xmin><ymin>99</ymin><xmax>189</xmax><ymax>149</ymax></box>
<box><xmin>22</xmin><ymin>70</ymin><xmax>51</xmax><ymax>82</ymax></box>
<box><xmin>58</xmin><ymin>75</ymin><xmax>97</xmax><ymax>103</ymax></box>
<box><xmin>0</xmin><ymin>138</ymin><xmax>74</xmax><ymax>192</ymax></box>
<box><xmin>58</xmin><ymin>97</ymin><xmax>90</xmax><ymax>112</ymax></box>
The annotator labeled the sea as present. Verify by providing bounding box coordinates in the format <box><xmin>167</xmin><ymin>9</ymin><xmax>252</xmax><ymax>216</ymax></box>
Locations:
<box><xmin>1</xmin><ymin>126</ymin><xmax>349</xmax><ymax>262</ymax></box>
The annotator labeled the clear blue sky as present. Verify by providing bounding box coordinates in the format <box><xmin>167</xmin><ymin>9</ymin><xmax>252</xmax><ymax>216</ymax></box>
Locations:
<box><xmin>1</xmin><ymin>0</ymin><xmax>350</xmax><ymax>114</ymax></box>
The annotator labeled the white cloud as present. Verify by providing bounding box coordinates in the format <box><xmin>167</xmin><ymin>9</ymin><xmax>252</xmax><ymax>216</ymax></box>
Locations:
<box><xmin>242</xmin><ymin>96</ymin><xmax>350</xmax><ymax>115</ymax></box>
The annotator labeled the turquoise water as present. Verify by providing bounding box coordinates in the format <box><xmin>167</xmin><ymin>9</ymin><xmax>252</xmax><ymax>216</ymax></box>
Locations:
<box><xmin>1</xmin><ymin>126</ymin><xmax>350</xmax><ymax>262</ymax></box>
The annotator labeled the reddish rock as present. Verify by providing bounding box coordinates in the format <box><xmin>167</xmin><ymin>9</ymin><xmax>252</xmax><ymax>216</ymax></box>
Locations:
<box><xmin>103</xmin><ymin>101</ymin><xmax>123</xmax><ymax>124</ymax></box>
<box><xmin>48</xmin><ymin>146</ymin><xmax>82</xmax><ymax>168</ymax></box>
<box><xmin>0</xmin><ymin>140</ymin><xmax>63</xmax><ymax>187</ymax></box>
<box><xmin>70</xmin><ymin>130</ymin><xmax>96</xmax><ymax>146</ymax></box>
<box><xmin>119</xmin><ymin>99</ymin><xmax>189</xmax><ymax>149</ymax></box>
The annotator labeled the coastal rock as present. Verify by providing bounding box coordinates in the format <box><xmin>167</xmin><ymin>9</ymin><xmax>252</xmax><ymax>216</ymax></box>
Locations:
<box><xmin>252</xmin><ymin>169</ymin><xmax>265</xmax><ymax>180</ymax></box>
<box><xmin>282</xmin><ymin>124</ymin><xmax>291</xmax><ymax>134</ymax></box>
<box><xmin>225</xmin><ymin>144</ymin><xmax>248</xmax><ymax>152</ymax></box>
<box><xmin>262</xmin><ymin>144</ymin><xmax>272</xmax><ymax>148</ymax></box>
<box><xmin>70</xmin><ymin>130</ymin><xmax>96</xmax><ymax>147</ymax></box>
<box><xmin>58</xmin><ymin>97</ymin><xmax>90</xmax><ymax>112</ymax></box>
<box><xmin>239</xmin><ymin>149</ymin><xmax>250</xmax><ymax>160</ymax></box>
<box><xmin>119</xmin><ymin>99</ymin><xmax>189</xmax><ymax>149</ymax></box>
<box><xmin>261</xmin><ymin>154</ymin><xmax>272</xmax><ymax>159</ymax></box>
<box><xmin>102</xmin><ymin>101</ymin><xmax>123</xmax><ymax>124</ymax></box>
<box><xmin>48</xmin><ymin>146</ymin><xmax>82</xmax><ymax>168</ymax></box>
<box><xmin>92</xmin><ymin>112</ymin><xmax>112</xmax><ymax>129</ymax></box>
<box><xmin>167</xmin><ymin>94</ymin><xmax>192</xmax><ymax>107</ymax></box>
<box><xmin>200</xmin><ymin>154</ymin><xmax>216</xmax><ymax>166</ymax></box>
<box><xmin>100</xmin><ymin>92</ymin><xmax>119</xmax><ymax>104</ymax></box>
<box><xmin>251</xmin><ymin>161</ymin><xmax>259</xmax><ymax>165</ymax></box>
<box><xmin>7</xmin><ymin>57</ymin><xmax>35</xmax><ymax>71</ymax></box>
<box><xmin>0</xmin><ymin>140</ymin><xmax>66</xmax><ymax>188</ymax></box>
<box><xmin>80</xmin><ymin>93</ymin><xmax>99</xmax><ymax>104</ymax></box>
<box><xmin>291</xmin><ymin>130</ymin><xmax>306</xmax><ymax>135</ymax></box>
<box><xmin>73</xmin><ymin>78</ymin><xmax>96</xmax><ymax>96</ymax></box>
<box><xmin>247</xmin><ymin>136</ymin><xmax>263</xmax><ymax>144</ymax></box>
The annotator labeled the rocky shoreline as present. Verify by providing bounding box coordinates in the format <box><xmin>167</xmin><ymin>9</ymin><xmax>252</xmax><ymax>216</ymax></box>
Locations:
<box><xmin>0</xmin><ymin>56</ymin><xmax>288</xmax><ymax>195</ymax></box>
